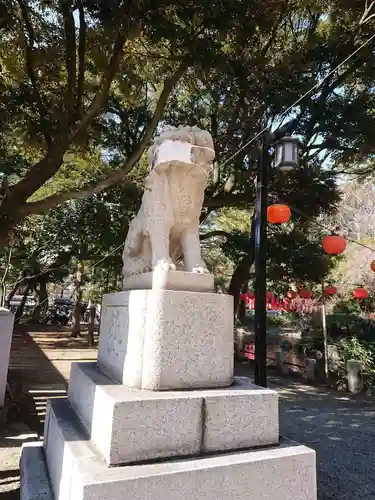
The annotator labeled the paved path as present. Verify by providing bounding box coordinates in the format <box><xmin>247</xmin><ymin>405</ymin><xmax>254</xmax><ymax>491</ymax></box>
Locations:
<box><xmin>1</xmin><ymin>326</ymin><xmax>96</xmax><ymax>499</ymax></box>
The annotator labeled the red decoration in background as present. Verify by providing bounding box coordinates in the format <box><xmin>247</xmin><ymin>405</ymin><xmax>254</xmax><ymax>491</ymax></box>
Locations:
<box><xmin>353</xmin><ymin>288</ymin><xmax>369</xmax><ymax>300</ymax></box>
<box><xmin>324</xmin><ymin>286</ymin><xmax>337</xmax><ymax>296</ymax></box>
<box><xmin>322</xmin><ymin>235</ymin><xmax>347</xmax><ymax>255</ymax></box>
<box><xmin>267</xmin><ymin>204</ymin><xmax>291</xmax><ymax>224</ymax></box>
<box><xmin>286</xmin><ymin>290</ymin><xmax>297</xmax><ymax>299</ymax></box>
<box><xmin>299</xmin><ymin>288</ymin><xmax>313</xmax><ymax>299</ymax></box>
<box><xmin>239</xmin><ymin>290</ymin><xmax>319</xmax><ymax>314</ymax></box>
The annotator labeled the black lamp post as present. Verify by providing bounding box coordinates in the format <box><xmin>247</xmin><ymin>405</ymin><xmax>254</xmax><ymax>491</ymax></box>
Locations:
<box><xmin>253</xmin><ymin>133</ymin><xmax>300</xmax><ymax>388</ymax></box>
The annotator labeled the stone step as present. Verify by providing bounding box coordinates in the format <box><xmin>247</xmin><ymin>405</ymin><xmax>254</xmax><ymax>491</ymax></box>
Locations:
<box><xmin>29</xmin><ymin>398</ymin><xmax>316</xmax><ymax>500</ymax></box>
<box><xmin>67</xmin><ymin>362</ymin><xmax>279</xmax><ymax>465</ymax></box>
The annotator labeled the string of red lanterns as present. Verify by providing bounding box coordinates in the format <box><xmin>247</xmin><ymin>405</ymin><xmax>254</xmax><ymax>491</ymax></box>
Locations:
<box><xmin>240</xmin><ymin>286</ymin><xmax>370</xmax><ymax>304</ymax></box>
<box><xmin>322</xmin><ymin>235</ymin><xmax>347</xmax><ymax>255</ymax></box>
<box><xmin>299</xmin><ymin>288</ymin><xmax>313</xmax><ymax>299</ymax></box>
<box><xmin>324</xmin><ymin>285</ymin><xmax>337</xmax><ymax>296</ymax></box>
<box><xmin>353</xmin><ymin>288</ymin><xmax>369</xmax><ymax>300</ymax></box>
<box><xmin>266</xmin><ymin>202</ymin><xmax>374</xmax><ymax>299</ymax></box>
<box><xmin>267</xmin><ymin>204</ymin><xmax>291</xmax><ymax>224</ymax></box>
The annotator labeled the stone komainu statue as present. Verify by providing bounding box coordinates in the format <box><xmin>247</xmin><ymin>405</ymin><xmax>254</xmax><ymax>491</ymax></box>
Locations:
<box><xmin>122</xmin><ymin>125</ymin><xmax>215</xmax><ymax>280</ymax></box>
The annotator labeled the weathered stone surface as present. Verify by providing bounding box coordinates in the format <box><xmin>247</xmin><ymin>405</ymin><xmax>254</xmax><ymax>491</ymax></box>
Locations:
<box><xmin>0</xmin><ymin>308</ymin><xmax>14</xmax><ymax>407</ymax></box>
<box><xmin>122</xmin><ymin>125</ymin><xmax>215</xmax><ymax>280</ymax></box>
<box><xmin>201</xmin><ymin>377</ymin><xmax>279</xmax><ymax>452</ymax></box>
<box><xmin>43</xmin><ymin>398</ymin><xmax>317</xmax><ymax>500</ymax></box>
<box><xmin>347</xmin><ymin>359</ymin><xmax>363</xmax><ymax>394</ymax></box>
<box><xmin>122</xmin><ymin>270</ymin><xmax>214</xmax><ymax>292</ymax></box>
<box><xmin>20</xmin><ymin>442</ymin><xmax>53</xmax><ymax>500</ymax></box>
<box><xmin>304</xmin><ymin>358</ymin><xmax>317</xmax><ymax>382</ymax></box>
<box><xmin>68</xmin><ymin>362</ymin><xmax>203</xmax><ymax>465</ymax></box>
<box><xmin>98</xmin><ymin>290</ymin><xmax>234</xmax><ymax>390</ymax></box>
<box><xmin>68</xmin><ymin>364</ymin><xmax>279</xmax><ymax>463</ymax></box>
<box><xmin>276</xmin><ymin>350</ymin><xmax>289</xmax><ymax>375</ymax></box>
<box><xmin>98</xmin><ymin>290</ymin><xmax>147</xmax><ymax>389</ymax></box>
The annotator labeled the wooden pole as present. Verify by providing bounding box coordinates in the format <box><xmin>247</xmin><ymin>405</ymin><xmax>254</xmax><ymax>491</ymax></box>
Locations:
<box><xmin>321</xmin><ymin>281</ymin><xmax>329</xmax><ymax>384</ymax></box>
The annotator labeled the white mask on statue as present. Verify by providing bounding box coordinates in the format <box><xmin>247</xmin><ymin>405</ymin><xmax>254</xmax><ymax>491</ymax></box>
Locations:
<box><xmin>153</xmin><ymin>140</ymin><xmax>193</xmax><ymax>168</ymax></box>
<box><xmin>152</xmin><ymin>140</ymin><xmax>214</xmax><ymax>178</ymax></box>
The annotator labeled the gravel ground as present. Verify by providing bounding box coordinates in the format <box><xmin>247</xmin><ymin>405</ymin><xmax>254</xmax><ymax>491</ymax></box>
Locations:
<box><xmin>0</xmin><ymin>422</ymin><xmax>39</xmax><ymax>500</ymax></box>
<box><xmin>275</xmin><ymin>379</ymin><xmax>375</xmax><ymax>500</ymax></box>
<box><xmin>235</xmin><ymin>363</ymin><xmax>375</xmax><ymax>500</ymax></box>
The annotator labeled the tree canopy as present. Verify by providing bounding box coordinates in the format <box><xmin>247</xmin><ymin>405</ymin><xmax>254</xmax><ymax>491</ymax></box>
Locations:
<box><xmin>2</xmin><ymin>0</ymin><xmax>375</xmax><ymax>313</ymax></box>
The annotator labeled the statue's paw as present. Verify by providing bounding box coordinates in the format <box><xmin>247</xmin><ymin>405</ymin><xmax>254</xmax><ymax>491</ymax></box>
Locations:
<box><xmin>192</xmin><ymin>265</ymin><xmax>209</xmax><ymax>274</ymax></box>
<box><xmin>154</xmin><ymin>259</ymin><xmax>176</xmax><ymax>272</ymax></box>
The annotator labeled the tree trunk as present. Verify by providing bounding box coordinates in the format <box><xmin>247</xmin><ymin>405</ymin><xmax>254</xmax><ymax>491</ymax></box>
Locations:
<box><xmin>227</xmin><ymin>216</ymin><xmax>256</xmax><ymax>316</ymax></box>
<box><xmin>71</xmin><ymin>264</ymin><xmax>83</xmax><ymax>337</ymax></box>
<box><xmin>71</xmin><ymin>290</ymin><xmax>82</xmax><ymax>337</ymax></box>
<box><xmin>228</xmin><ymin>256</ymin><xmax>254</xmax><ymax>316</ymax></box>
<box><xmin>87</xmin><ymin>305</ymin><xmax>96</xmax><ymax>347</ymax></box>
<box><xmin>31</xmin><ymin>278</ymin><xmax>48</xmax><ymax>323</ymax></box>
<box><xmin>14</xmin><ymin>281</ymin><xmax>33</xmax><ymax>322</ymax></box>
<box><xmin>237</xmin><ymin>281</ymin><xmax>249</xmax><ymax>324</ymax></box>
<box><xmin>6</xmin><ymin>281</ymin><xmax>22</xmax><ymax>309</ymax></box>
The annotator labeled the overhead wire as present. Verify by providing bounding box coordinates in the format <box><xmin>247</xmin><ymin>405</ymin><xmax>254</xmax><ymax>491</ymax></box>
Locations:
<box><xmin>271</xmin><ymin>192</ymin><xmax>375</xmax><ymax>254</ymax></box>
<box><xmin>220</xmin><ymin>31</ymin><xmax>375</xmax><ymax>168</ymax></box>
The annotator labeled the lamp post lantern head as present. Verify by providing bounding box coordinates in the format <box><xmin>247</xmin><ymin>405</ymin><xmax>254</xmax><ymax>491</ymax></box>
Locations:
<box><xmin>274</xmin><ymin>134</ymin><xmax>300</xmax><ymax>172</ymax></box>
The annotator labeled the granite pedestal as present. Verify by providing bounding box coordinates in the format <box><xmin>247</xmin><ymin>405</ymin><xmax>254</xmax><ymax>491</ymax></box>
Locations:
<box><xmin>20</xmin><ymin>272</ymin><xmax>317</xmax><ymax>500</ymax></box>
<box><xmin>0</xmin><ymin>307</ymin><xmax>14</xmax><ymax>408</ymax></box>
<box><xmin>98</xmin><ymin>289</ymin><xmax>234</xmax><ymax>390</ymax></box>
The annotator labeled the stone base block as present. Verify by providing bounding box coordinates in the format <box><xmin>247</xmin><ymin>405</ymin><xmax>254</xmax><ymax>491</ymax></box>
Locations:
<box><xmin>98</xmin><ymin>290</ymin><xmax>234</xmax><ymax>390</ymax></box>
<box><xmin>68</xmin><ymin>364</ymin><xmax>279</xmax><ymax>464</ymax></box>
<box><xmin>39</xmin><ymin>399</ymin><xmax>316</xmax><ymax>500</ymax></box>
<box><xmin>20</xmin><ymin>442</ymin><xmax>53</xmax><ymax>500</ymax></box>
<box><xmin>123</xmin><ymin>270</ymin><xmax>214</xmax><ymax>292</ymax></box>
<box><xmin>68</xmin><ymin>362</ymin><xmax>203</xmax><ymax>465</ymax></box>
<box><xmin>201</xmin><ymin>377</ymin><xmax>279</xmax><ymax>452</ymax></box>
<box><xmin>0</xmin><ymin>307</ymin><xmax>14</xmax><ymax>407</ymax></box>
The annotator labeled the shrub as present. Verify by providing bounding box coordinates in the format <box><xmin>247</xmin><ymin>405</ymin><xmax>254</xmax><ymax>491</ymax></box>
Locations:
<box><xmin>325</xmin><ymin>313</ymin><xmax>375</xmax><ymax>341</ymax></box>
<box><xmin>336</xmin><ymin>337</ymin><xmax>375</xmax><ymax>376</ymax></box>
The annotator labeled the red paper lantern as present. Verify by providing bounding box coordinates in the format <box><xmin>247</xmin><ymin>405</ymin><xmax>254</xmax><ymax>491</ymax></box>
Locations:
<box><xmin>353</xmin><ymin>288</ymin><xmax>369</xmax><ymax>300</ymax></box>
<box><xmin>322</xmin><ymin>235</ymin><xmax>347</xmax><ymax>255</ymax></box>
<box><xmin>371</xmin><ymin>261</ymin><xmax>375</xmax><ymax>272</ymax></box>
<box><xmin>299</xmin><ymin>288</ymin><xmax>312</xmax><ymax>299</ymax></box>
<box><xmin>324</xmin><ymin>286</ymin><xmax>337</xmax><ymax>296</ymax></box>
<box><xmin>286</xmin><ymin>290</ymin><xmax>297</xmax><ymax>299</ymax></box>
<box><xmin>267</xmin><ymin>204</ymin><xmax>291</xmax><ymax>224</ymax></box>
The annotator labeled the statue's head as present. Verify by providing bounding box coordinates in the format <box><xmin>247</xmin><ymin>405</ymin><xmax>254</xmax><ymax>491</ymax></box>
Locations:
<box><xmin>147</xmin><ymin>125</ymin><xmax>215</xmax><ymax>177</ymax></box>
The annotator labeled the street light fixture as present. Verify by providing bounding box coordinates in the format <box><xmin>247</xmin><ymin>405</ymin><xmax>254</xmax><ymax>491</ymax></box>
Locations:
<box><xmin>253</xmin><ymin>131</ymin><xmax>300</xmax><ymax>388</ymax></box>
<box><xmin>274</xmin><ymin>134</ymin><xmax>300</xmax><ymax>172</ymax></box>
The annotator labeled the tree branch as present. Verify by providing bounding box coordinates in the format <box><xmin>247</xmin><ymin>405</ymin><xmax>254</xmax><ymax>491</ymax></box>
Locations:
<box><xmin>68</xmin><ymin>23</ymin><xmax>135</xmax><ymax>142</ymax></box>
<box><xmin>60</xmin><ymin>0</ymin><xmax>77</xmax><ymax>117</ymax></box>
<box><xmin>16</xmin><ymin>0</ymin><xmax>52</xmax><ymax>146</ymax></box>
<box><xmin>75</xmin><ymin>0</ymin><xmax>86</xmax><ymax>118</ymax></box>
<box><xmin>199</xmin><ymin>230</ymin><xmax>230</xmax><ymax>241</ymax></box>
<box><xmin>11</xmin><ymin>21</ymin><xmax>145</xmax><ymax>209</ymax></box>
<box><xmin>22</xmin><ymin>60</ymin><xmax>190</xmax><ymax>215</ymax></box>
<box><xmin>261</xmin><ymin>0</ymin><xmax>289</xmax><ymax>58</ymax></box>
<box><xmin>19</xmin><ymin>169</ymin><xmax>133</xmax><ymax>215</ymax></box>
<box><xmin>204</xmin><ymin>192</ymin><xmax>255</xmax><ymax>210</ymax></box>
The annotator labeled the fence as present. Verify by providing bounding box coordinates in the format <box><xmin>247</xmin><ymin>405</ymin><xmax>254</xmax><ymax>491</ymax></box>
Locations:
<box><xmin>243</xmin><ymin>342</ymin><xmax>306</xmax><ymax>377</ymax></box>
